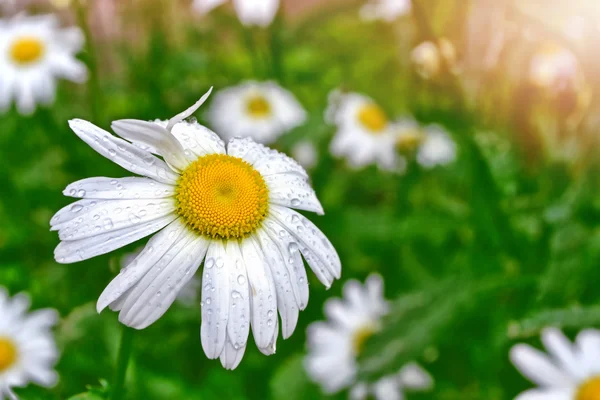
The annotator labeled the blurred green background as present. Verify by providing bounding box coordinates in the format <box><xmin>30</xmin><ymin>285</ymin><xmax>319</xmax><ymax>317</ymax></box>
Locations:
<box><xmin>2</xmin><ymin>0</ymin><xmax>600</xmax><ymax>399</ymax></box>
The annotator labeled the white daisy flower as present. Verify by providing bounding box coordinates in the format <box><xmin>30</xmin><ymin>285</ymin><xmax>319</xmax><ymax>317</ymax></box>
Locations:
<box><xmin>291</xmin><ymin>140</ymin><xmax>318</xmax><ymax>170</ymax></box>
<box><xmin>411</xmin><ymin>38</ymin><xmax>457</xmax><ymax>80</ymax></box>
<box><xmin>0</xmin><ymin>288</ymin><xmax>59</xmax><ymax>399</ymax></box>
<box><xmin>0</xmin><ymin>14</ymin><xmax>87</xmax><ymax>115</ymax></box>
<box><xmin>327</xmin><ymin>91</ymin><xmax>398</xmax><ymax>171</ymax></box>
<box><xmin>305</xmin><ymin>275</ymin><xmax>432</xmax><ymax>397</ymax></box>
<box><xmin>50</xmin><ymin>88</ymin><xmax>341</xmax><ymax>370</ymax></box>
<box><xmin>510</xmin><ymin>327</ymin><xmax>600</xmax><ymax>400</ymax></box>
<box><xmin>193</xmin><ymin>0</ymin><xmax>280</xmax><ymax>27</ymax></box>
<box><xmin>206</xmin><ymin>81</ymin><xmax>307</xmax><ymax>145</ymax></box>
<box><xmin>360</xmin><ymin>0</ymin><xmax>411</xmax><ymax>22</ymax></box>
<box><xmin>415</xmin><ymin>125</ymin><xmax>456</xmax><ymax>169</ymax></box>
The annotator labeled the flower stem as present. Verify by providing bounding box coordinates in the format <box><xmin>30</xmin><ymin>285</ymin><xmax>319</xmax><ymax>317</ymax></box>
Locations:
<box><xmin>110</xmin><ymin>326</ymin><xmax>135</xmax><ymax>400</ymax></box>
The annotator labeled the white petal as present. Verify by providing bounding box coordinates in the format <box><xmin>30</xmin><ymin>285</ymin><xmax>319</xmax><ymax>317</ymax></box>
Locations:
<box><xmin>252</xmin><ymin>146</ymin><xmax>309</xmax><ymax>179</ymax></box>
<box><xmin>67</xmin><ymin>119</ymin><xmax>179</xmax><ymax>184</ymax></box>
<box><xmin>193</xmin><ymin>0</ymin><xmax>227</xmax><ymax>14</ymax></box>
<box><xmin>54</xmin><ymin>214</ymin><xmax>176</xmax><ymax>263</ymax></box>
<box><xmin>53</xmin><ymin>199</ymin><xmax>175</xmax><ymax>241</ymax></box>
<box><xmin>509</xmin><ymin>344</ymin><xmax>574</xmax><ymax>387</ymax></box>
<box><xmin>111</xmin><ymin>119</ymin><xmax>190</xmax><ymax>171</ymax></box>
<box><xmin>397</xmin><ymin>363</ymin><xmax>433</xmax><ymax>390</ymax></box>
<box><xmin>270</xmin><ymin>206</ymin><xmax>341</xmax><ymax>284</ymax></box>
<box><xmin>227</xmin><ymin>137</ymin><xmax>270</xmax><ymax>163</ymax></box>
<box><xmin>48</xmin><ymin>53</ymin><xmax>88</xmax><ymax>83</ymax></box>
<box><xmin>167</xmin><ymin>87</ymin><xmax>213</xmax><ymax>131</ymax></box>
<box><xmin>373</xmin><ymin>375</ymin><xmax>403</xmax><ymax>400</ymax></box>
<box><xmin>576</xmin><ymin>329</ymin><xmax>600</xmax><ymax>375</ymax></box>
<box><xmin>256</xmin><ymin>229</ymin><xmax>299</xmax><ymax>339</ymax></box>
<box><xmin>97</xmin><ymin>219</ymin><xmax>188</xmax><ymax>312</ymax></box>
<box><xmin>265</xmin><ymin>174</ymin><xmax>324</xmax><ymax>215</ymax></box>
<box><xmin>541</xmin><ymin>328</ymin><xmax>586</xmax><ymax>380</ymax></box>
<box><xmin>262</xmin><ymin>218</ymin><xmax>309</xmax><ymax>310</ymax></box>
<box><xmin>350</xmin><ymin>383</ymin><xmax>369</xmax><ymax>400</ymax></box>
<box><xmin>63</xmin><ymin>177</ymin><xmax>175</xmax><ymax>199</ymax></box>
<box><xmin>240</xmin><ymin>236</ymin><xmax>278</xmax><ymax>350</ymax></box>
<box><xmin>171</xmin><ymin>121</ymin><xmax>226</xmax><ymax>157</ymax></box>
<box><xmin>219</xmin><ymin>337</ymin><xmax>247</xmax><ymax>370</ymax></box>
<box><xmin>515</xmin><ymin>388</ymin><xmax>574</xmax><ymax>400</ymax></box>
<box><xmin>223</xmin><ymin>241</ymin><xmax>251</xmax><ymax>351</ymax></box>
<box><xmin>15</xmin><ymin>76</ymin><xmax>37</xmax><ymax>115</ymax></box>
<box><xmin>233</xmin><ymin>0</ymin><xmax>279</xmax><ymax>27</ymax></box>
<box><xmin>201</xmin><ymin>241</ymin><xmax>231</xmax><ymax>359</ymax></box>
<box><xmin>119</xmin><ymin>235</ymin><xmax>208</xmax><ymax>329</ymax></box>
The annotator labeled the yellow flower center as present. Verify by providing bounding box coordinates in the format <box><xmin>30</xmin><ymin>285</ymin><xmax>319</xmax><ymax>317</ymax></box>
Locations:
<box><xmin>0</xmin><ymin>337</ymin><xmax>18</xmax><ymax>372</ymax></box>
<box><xmin>176</xmin><ymin>154</ymin><xmax>269</xmax><ymax>239</ymax></box>
<box><xmin>10</xmin><ymin>37</ymin><xmax>45</xmax><ymax>65</ymax></box>
<box><xmin>357</xmin><ymin>104</ymin><xmax>387</xmax><ymax>133</ymax></box>
<box><xmin>396</xmin><ymin>128</ymin><xmax>425</xmax><ymax>153</ymax></box>
<box><xmin>577</xmin><ymin>376</ymin><xmax>600</xmax><ymax>400</ymax></box>
<box><xmin>246</xmin><ymin>95</ymin><xmax>271</xmax><ymax>119</ymax></box>
<box><xmin>352</xmin><ymin>325</ymin><xmax>378</xmax><ymax>355</ymax></box>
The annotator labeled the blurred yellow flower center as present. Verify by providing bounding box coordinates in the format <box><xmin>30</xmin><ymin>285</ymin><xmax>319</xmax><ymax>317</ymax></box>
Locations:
<box><xmin>0</xmin><ymin>337</ymin><xmax>17</xmax><ymax>372</ymax></box>
<box><xmin>246</xmin><ymin>95</ymin><xmax>271</xmax><ymax>118</ymax></box>
<box><xmin>396</xmin><ymin>128</ymin><xmax>425</xmax><ymax>153</ymax></box>
<box><xmin>176</xmin><ymin>154</ymin><xmax>269</xmax><ymax>239</ymax></box>
<box><xmin>352</xmin><ymin>325</ymin><xmax>377</xmax><ymax>355</ymax></box>
<box><xmin>577</xmin><ymin>376</ymin><xmax>600</xmax><ymax>400</ymax></box>
<box><xmin>358</xmin><ymin>104</ymin><xmax>387</xmax><ymax>133</ymax></box>
<box><xmin>10</xmin><ymin>37</ymin><xmax>45</xmax><ymax>65</ymax></box>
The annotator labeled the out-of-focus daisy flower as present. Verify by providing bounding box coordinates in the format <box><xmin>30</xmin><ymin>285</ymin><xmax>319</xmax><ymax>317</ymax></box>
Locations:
<box><xmin>0</xmin><ymin>288</ymin><xmax>59</xmax><ymax>399</ymax></box>
<box><xmin>360</xmin><ymin>0</ymin><xmax>411</xmax><ymax>22</ymax></box>
<box><xmin>119</xmin><ymin>249</ymin><xmax>200</xmax><ymax>308</ymax></box>
<box><xmin>510</xmin><ymin>327</ymin><xmax>600</xmax><ymax>400</ymax></box>
<box><xmin>415</xmin><ymin>125</ymin><xmax>456</xmax><ymax>169</ymax></box>
<box><xmin>291</xmin><ymin>140</ymin><xmax>318</xmax><ymax>170</ymax></box>
<box><xmin>305</xmin><ymin>275</ymin><xmax>432</xmax><ymax>397</ymax></box>
<box><xmin>529</xmin><ymin>42</ymin><xmax>579</xmax><ymax>90</ymax></box>
<box><xmin>0</xmin><ymin>14</ymin><xmax>87</xmax><ymax>115</ymax></box>
<box><xmin>51</xmin><ymin>88</ymin><xmax>340</xmax><ymax>370</ymax></box>
<box><xmin>326</xmin><ymin>90</ymin><xmax>399</xmax><ymax>171</ymax></box>
<box><xmin>411</xmin><ymin>38</ymin><xmax>456</xmax><ymax>79</ymax></box>
<box><xmin>193</xmin><ymin>0</ymin><xmax>279</xmax><ymax>27</ymax></box>
<box><xmin>206</xmin><ymin>81</ymin><xmax>306</xmax><ymax>145</ymax></box>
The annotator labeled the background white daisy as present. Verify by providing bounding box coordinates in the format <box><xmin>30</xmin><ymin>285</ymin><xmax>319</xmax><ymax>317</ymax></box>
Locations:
<box><xmin>291</xmin><ymin>140</ymin><xmax>318</xmax><ymax>170</ymax></box>
<box><xmin>206</xmin><ymin>81</ymin><xmax>307</xmax><ymax>144</ymax></box>
<box><xmin>0</xmin><ymin>288</ymin><xmax>59</xmax><ymax>400</ymax></box>
<box><xmin>416</xmin><ymin>125</ymin><xmax>456</xmax><ymax>169</ymax></box>
<box><xmin>193</xmin><ymin>0</ymin><xmax>280</xmax><ymax>27</ymax></box>
<box><xmin>510</xmin><ymin>327</ymin><xmax>600</xmax><ymax>400</ymax></box>
<box><xmin>0</xmin><ymin>13</ymin><xmax>87</xmax><ymax>115</ymax></box>
<box><xmin>360</xmin><ymin>0</ymin><xmax>411</xmax><ymax>22</ymax></box>
<box><xmin>305</xmin><ymin>274</ymin><xmax>432</xmax><ymax>398</ymax></box>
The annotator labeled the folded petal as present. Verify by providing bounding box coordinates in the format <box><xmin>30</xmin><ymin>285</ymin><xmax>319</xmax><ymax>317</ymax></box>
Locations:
<box><xmin>265</xmin><ymin>173</ymin><xmax>324</xmax><ymax>215</ymax></box>
<box><xmin>63</xmin><ymin>177</ymin><xmax>175</xmax><ymax>200</ymax></box>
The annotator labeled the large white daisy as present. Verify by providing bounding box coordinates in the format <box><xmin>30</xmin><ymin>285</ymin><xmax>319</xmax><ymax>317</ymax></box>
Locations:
<box><xmin>50</xmin><ymin>89</ymin><xmax>341</xmax><ymax>369</ymax></box>
<box><xmin>0</xmin><ymin>13</ymin><xmax>87</xmax><ymax>115</ymax></box>
<box><xmin>206</xmin><ymin>81</ymin><xmax>306</xmax><ymax>145</ymax></box>
<box><xmin>360</xmin><ymin>0</ymin><xmax>411</xmax><ymax>22</ymax></box>
<box><xmin>193</xmin><ymin>0</ymin><xmax>280</xmax><ymax>27</ymax></box>
<box><xmin>510</xmin><ymin>327</ymin><xmax>600</xmax><ymax>400</ymax></box>
<box><xmin>0</xmin><ymin>288</ymin><xmax>59</xmax><ymax>399</ymax></box>
<box><xmin>326</xmin><ymin>90</ymin><xmax>399</xmax><ymax>171</ymax></box>
<box><xmin>305</xmin><ymin>274</ymin><xmax>432</xmax><ymax>398</ymax></box>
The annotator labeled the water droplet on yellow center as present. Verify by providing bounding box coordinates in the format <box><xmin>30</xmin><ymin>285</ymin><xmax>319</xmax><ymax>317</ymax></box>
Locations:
<box><xmin>396</xmin><ymin>128</ymin><xmax>424</xmax><ymax>153</ymax></box>
<box><xmin>577</xmin><ymin>376</ymin><xmax>600</xmax><ymax>400</ymax></box>
<box><xmin>0</xmin><ymin>337</ymin><xmax>17</xmax><ymax>372</ymax></box>
<box><xmin>246</xmin><ymin>95</ymin><xmax>271</xmax><ymax>119</ymax></box>
<box><xmin>10</xmin><ymin>37</ymin><xmax>45</xmax><ymax>65</ymax></box>
<box><xmin>357</xmin><ymin>104</ymin><xmax>387</xmax><ymax>133</ymax></box>
<box><xmin>352</xmin><ymin>325</ymin><xmax>377</xmax><ymax>355</ymax></box>
<box><xmin>176</xmin><ymin>154</ymin><xmax>269</xmax><ymax>239</ymax></box>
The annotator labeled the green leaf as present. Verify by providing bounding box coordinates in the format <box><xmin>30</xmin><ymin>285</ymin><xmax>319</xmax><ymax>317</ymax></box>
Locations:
<box><xmin>509</xmin><ymin>305</ymin><xmax>600</xmax><ymax>339</ymax></box>
<box><xmin>270</xmin><ymin>354</ymin><xmax>321</xmax><ymax>400</ymax></box>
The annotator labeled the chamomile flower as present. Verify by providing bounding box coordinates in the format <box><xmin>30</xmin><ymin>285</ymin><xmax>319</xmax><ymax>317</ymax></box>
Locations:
<box><xmin>0</xmin><ymin>14</ymin><xmax>87</xmax><ymax>115</ymax></box>
<box><xmin>510</xmin><ymin>327</ymin><xmax>600</xmax><ymax>400</ymax></box>
<box><xmin>206</xmin><ymin>81</ymin><xmax>307</xmax><ymax>145</ymax></box>
<box><xmin>414</xmin><ymin>125</ymin><xmax>456</xmax><ymax>169</ymax></box>
<box><xmin>0</xmin><ymin>288</ymin><xmax>59</xmax><ymax>399</ymax></box>
<box><xmin>305</xmin><ymin>275</ymin><xmax>432</xmax><ymax>397</ymax></box>
<box><xmin>51</xmin><ymin>88</ymin><xmax>341</xmax><ymax>370</ymax></box>
<box><xmin>291</xmin><ymin>140</ymin><xmax>318</xmax><ymax>170</ymax></box>
<box><xmin>193</xmin><ymin>0</ymin><xmax>280</xmax><ymax>27</ymax></box>
<box><xmin>360</xmin><ymin>0</ymin><xmax>411</xmax><ymax>22</ymax></box>
<box><xmin>326</xmin><ymin>90</ymin><xmax>398</xmax><ymax>171</ymax></box>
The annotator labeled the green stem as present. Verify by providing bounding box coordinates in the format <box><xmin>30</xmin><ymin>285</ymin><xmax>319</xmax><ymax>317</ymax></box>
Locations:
<box><xmin>110</xmin><ymin>326</ymin><xmax>135</xmax><ymax>400</ymax></box>
<box><xmin>269</xmin><ymin>11</ymin><xmax>285</xmax><ymax>82</ymax></box>
<box><xmin>241</xmin><ymin>28</ymin><xmax>262</xmax><ymax>78</ymax></box>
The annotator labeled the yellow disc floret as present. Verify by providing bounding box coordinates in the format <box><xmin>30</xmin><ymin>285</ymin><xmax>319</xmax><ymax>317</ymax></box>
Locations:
<box><xmin>351</xmin><ymin>325</ymin><xmax>378</xmax><ymax>355</ymax></box>
<box><xmin>0</xmin><ymin>337</ymin><xmax>17</xmax><ymax>372</ymax></box>
<box><xmin>577</xmin><ymin>376</ymin><xmax>600</xmax><ymax>400</ymax></box>
<box><xmin>10</xmin><ymin>37</ymin><xmax>45</xmax><ymax>65</ymax></box>
<box><xmin>176</xmin><ymin>154</ymin><xmax>269</xmax><ymax>239</ymax></box>
<box><xmin>396</xmin><ymin>128</ymin><xmax>425</xmax><ymax>153</ymax></box>
<box><xmin>246</xmin><ymin>95</ymin><xmax>272</xmax><ymax>119</ymax></box>
<box><xmin>357</xmin><ymin>104</ymin><xmax>387</xmax><ymax>133</ymax></box>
